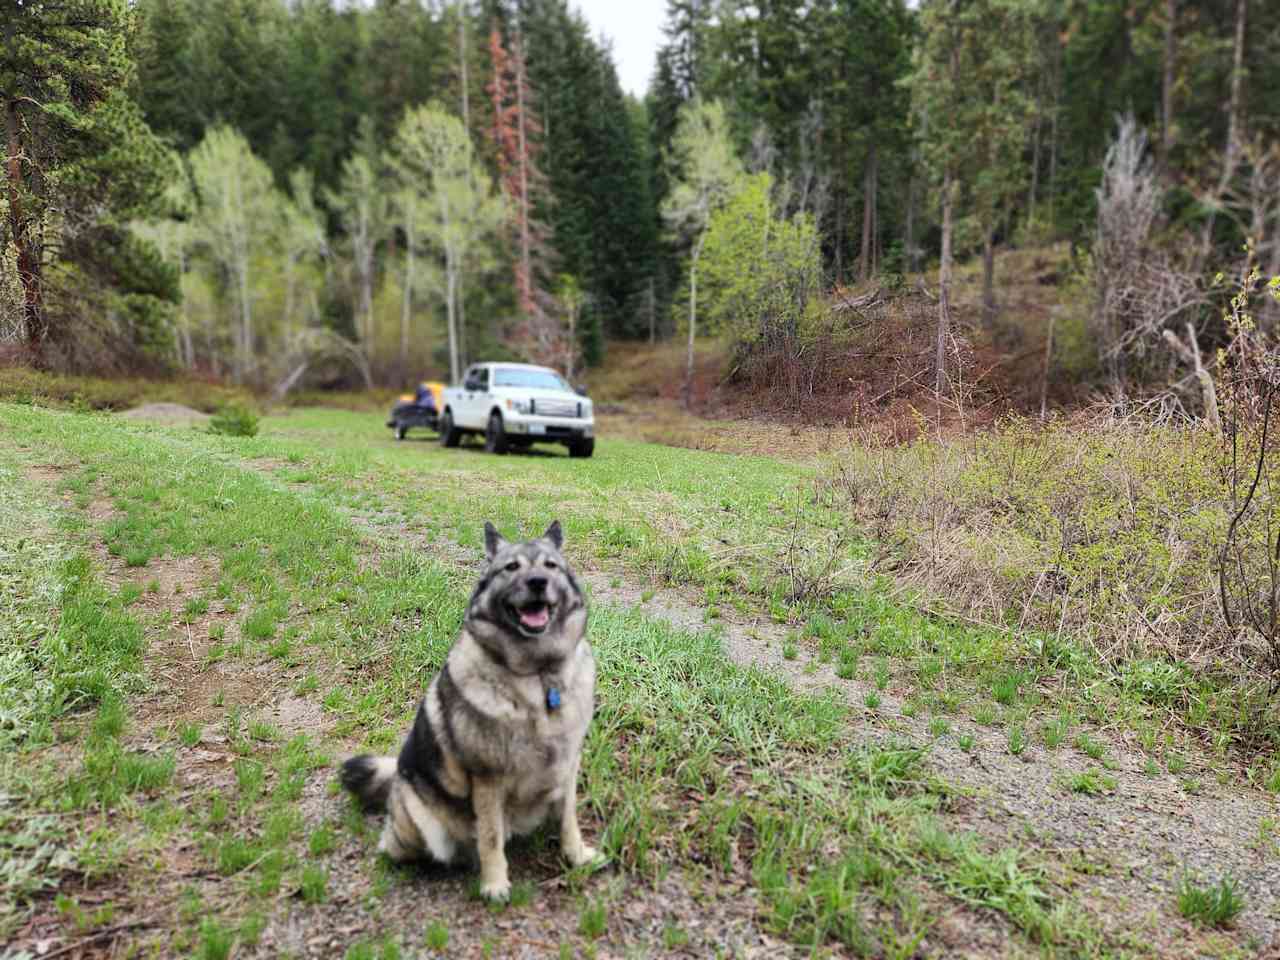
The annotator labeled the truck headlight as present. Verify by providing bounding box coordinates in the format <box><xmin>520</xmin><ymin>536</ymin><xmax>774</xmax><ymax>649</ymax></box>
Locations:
<box><xmin>581</xmin><ymin>399</ymin><xmax>593</xmax><ymax>418</ymax></box>
<box><xmin>506</xmin><ymin>398</ymin><xmax>532</xmax><ymax>414</ymax></box>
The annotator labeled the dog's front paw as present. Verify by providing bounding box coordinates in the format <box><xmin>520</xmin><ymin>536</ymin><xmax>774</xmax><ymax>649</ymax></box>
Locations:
<box><xmin>479</xmin><ymin>878</ymin><xmax>511</xmax><ymax>902</ymax></box>
<box><xmin>565</xmin><ymin>843</ymin><xmax>599</xmax><ymax>868</ymax></box>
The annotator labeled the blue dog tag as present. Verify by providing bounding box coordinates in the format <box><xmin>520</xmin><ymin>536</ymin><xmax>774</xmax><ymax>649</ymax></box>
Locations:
<box><xmin>546</xmin><ymin>687</ymin><xmax>562</xmax><ymax>711</ymax></box>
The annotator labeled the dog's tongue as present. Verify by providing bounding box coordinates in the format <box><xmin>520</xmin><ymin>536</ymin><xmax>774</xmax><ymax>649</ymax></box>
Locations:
<box><xmin>519</xmin><ymin>606</ymin><xmax>550</xmax><ymax>629</ymax></box>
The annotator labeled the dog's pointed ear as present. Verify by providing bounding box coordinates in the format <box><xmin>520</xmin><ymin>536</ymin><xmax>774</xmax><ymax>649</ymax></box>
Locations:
<box><xmin>542</xmin><ymin>520</ymin><xmax>564</xmax><ymax>550</ymax></box>
<box><xmin>484</xmin><ymin>522</ymin><xmax>508</xmax><ymax>560</ymax></box>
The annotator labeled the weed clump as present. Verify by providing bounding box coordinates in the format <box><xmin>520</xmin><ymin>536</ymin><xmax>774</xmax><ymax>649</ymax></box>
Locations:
<box><xmin>1176</xmin><ymin>875</ymin><xmax>1244</xmax><ymax>928</ymax></box>
<box><xmin>209</xmin><ymin>404</ymin><xmax>260</xmax><ymax>437</ymax></box>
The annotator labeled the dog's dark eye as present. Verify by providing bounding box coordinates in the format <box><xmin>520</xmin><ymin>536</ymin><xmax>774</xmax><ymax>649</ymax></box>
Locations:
<box><xmin>504</xmin><ymin>561</ymin><xmax>519</xmax><ymax>572</ymax></box>
<box><xmin>544</xmin><ymin>560</ymin><xmax>558</xmax><ymax>569</ymax></box>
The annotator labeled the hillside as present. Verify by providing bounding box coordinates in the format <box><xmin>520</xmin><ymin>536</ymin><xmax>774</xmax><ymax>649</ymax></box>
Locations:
<box><xmin>588</xmin><ymin>243</ymin><xmax>1081</xmax><ymax>444</ymax></box>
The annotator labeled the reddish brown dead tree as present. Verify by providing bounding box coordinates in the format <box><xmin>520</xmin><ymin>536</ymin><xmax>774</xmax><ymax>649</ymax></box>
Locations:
<box><xmin>487</xmin><ymin>25</ymin><xmax>560</xmax><ymax>365</ymax></box>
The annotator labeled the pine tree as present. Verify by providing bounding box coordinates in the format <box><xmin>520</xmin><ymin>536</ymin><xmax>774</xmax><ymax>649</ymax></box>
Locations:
<box><xmin>911</xmin><ymin>0</ymin><xmax>1037</xmax><ymax>389</ymax></box>
<box><xmin>3</xmin><ymin>0</ymin><xmax>174</xmax><ymax>364</ymax></box>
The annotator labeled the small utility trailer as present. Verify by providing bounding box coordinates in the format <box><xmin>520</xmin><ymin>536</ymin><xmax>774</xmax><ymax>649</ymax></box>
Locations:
<box><xmin>386</xmin><ymin>382</ymin><xmax>444</xmax><ymax>440</ymax></box>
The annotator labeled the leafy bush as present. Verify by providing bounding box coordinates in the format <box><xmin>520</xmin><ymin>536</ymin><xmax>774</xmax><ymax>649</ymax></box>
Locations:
<box><xmin>209</xmin><ymin>404</ymin><xmax>260</xmax><ymax>438</ymax></box>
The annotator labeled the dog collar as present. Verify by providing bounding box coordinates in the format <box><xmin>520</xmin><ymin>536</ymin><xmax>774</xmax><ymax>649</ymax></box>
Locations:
<box><xmin>546</xmin><ymin>686</ymin><xmax>562</xmax><ymax>711</ymax></box>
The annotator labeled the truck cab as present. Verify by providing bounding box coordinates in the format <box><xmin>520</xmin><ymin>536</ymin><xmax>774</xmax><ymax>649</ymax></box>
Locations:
<box><xmin>439</xmin><ymin>363</ymin><xmax>595</xmax><ymax>458</ymax></box>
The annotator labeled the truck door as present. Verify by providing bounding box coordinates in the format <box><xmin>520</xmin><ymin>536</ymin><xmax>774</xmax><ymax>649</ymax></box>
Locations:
<box><xmin>460</xmin><ymin>365</ymin><xmax>489</xmax><ymax>428</ymax></box>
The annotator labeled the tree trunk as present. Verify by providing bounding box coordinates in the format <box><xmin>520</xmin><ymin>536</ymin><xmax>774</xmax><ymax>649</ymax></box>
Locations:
<box><xmin>1028</xmin><ymin>106</ymin><xmax>1041</xmax><ymax>220</ymax></box>
<box><xmin>1200</xmin><ymin>0</ymin><xmax>1247</xmax><ymax>260</ymax></box>
<box><xmin>237</xmin><ymin>252</ymin><xmax>252</xmax><ymax>385</ymax></box>
<box><xmin>685</xmin><ymin>233</ymin><xmax>704</xmax><ymax>410</ymax></box>
<box><xmin>870</xmin><ymin>159</ymin><xmax>879</xmax><ymax>276</ymax></box>
<box><xmin>400</xmin><ymin>219</ymin><xmax>414</xmax><ymax>385</ymax></box>
<box><xmin>515</xmin><ymin>33</ymin><xmax>532</xmax><ymax>317</ymax></box>
<box><xmin>905</xmin><ymin>165</ymin><xmax>917</xmax><ymax>273</ymax></box>
<box><xmin>858</xmin><ymin>143</ymin><xmax>877</xmax><ymax>283</ymax></box>
<box><xmin>647</xmin><ymin>277</ymin><xmax>656</xmax><ymax>344</ymax></box>
<box><xmin>1160</xmin><ymin>0</ymin><xmax>1176</xmax><ymax>171</ymax></box>
<box><xmin>982</xmin><ymin>228</ymin><xmax>997</xmax><ymax>328</ymax></box>
<box><xmin>1039</xmin><ymin>312</ymin><xmax>1055</xmax><ymax>420</ymax></box>
<box><xmin>445</xmin><ymin>256</ymin><xmax>460</xmax><ymax>385</ymax></box>
<box><xmin>935</xmin><ymin>168</ymin><xmax>954</xmax><ymax>397</ymax></box>
<box><xmin>459</xmin><ymin>11</ymin><xmax>470</xmax><ymax>141</ymax></box>
<box><xmin>1047</xmin><ymin>39</ymin><xmax>1061</xmax><ymax>229</ymax></box>
<box><xmin>361</xmin><ymin>246</ymin><xmax>374</xmax><ymax>377</ymax></box>
<box><xmin>273</xmin><ymin>361</ymin><xmax>310</xmax><ymax>401</ymax></box>
<box><xmin>457</xmin><ymin>268</ymin><xmax>468</xmax><ymax>370</ymax></box>
<box><xmin>5</xmin><ymin>99</ymin><xmax>46</xmax><ymax>358</ymax></box>
<box><xmin>834</xmin><ymin>187</ymin><xmax>845</xmax><ymax>284</ymax></box>
<box><xmin>566</xmin><ymin>303</ymin><xmax>576</xmax><ymax>382</ymax></box>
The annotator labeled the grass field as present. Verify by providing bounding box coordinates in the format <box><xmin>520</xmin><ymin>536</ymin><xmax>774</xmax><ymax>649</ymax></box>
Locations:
<box><xmin>1</xmin><ymin>403</ymin><xmax>1276</xmax><ymax>959</ymax></box>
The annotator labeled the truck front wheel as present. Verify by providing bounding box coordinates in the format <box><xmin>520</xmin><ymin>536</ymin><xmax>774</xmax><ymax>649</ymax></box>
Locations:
<box><xmin>568</xmin><ymin>437</ymin><xmax>595</xmax><ymax>459</ymax></box>
<box><xmin>484</xmin><ymin>412</ymin><xmax>509</xmax><ymax>455</ymax></box>
<box><xmin>439</xmin><ymin>411</ymin><xmax>461</xmax><ymax>448</ymax></box>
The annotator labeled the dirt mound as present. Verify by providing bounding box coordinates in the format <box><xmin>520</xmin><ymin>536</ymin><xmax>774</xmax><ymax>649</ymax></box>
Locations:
<box><xmin>118</xmin><ymin>402</ymin><xmax>211</xmax><ymax>425</ymax></box>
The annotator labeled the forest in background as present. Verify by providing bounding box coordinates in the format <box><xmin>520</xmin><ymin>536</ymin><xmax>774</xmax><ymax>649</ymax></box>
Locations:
<box><xmin>2</xmin><ymin>0</ymin><xmax>1278</xmax><ymax>413</ymax></box>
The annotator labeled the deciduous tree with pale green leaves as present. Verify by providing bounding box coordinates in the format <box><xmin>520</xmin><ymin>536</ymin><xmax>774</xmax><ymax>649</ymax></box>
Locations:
<box><xmin>187</xmin><ymin>126</ymin><xmax>281</xmax><ymax>385</ymax></box>
<box><xmin>700</xmin><ymin>172</ymin><xmax>823</xmax><ymax>364</ymax></box>
<box><xmin>326</xmin><ymin>118</ymin><xmax>389</xmax><ymax>383</ymax></box>
<box><xmin>388</xmin><ymin>103</ymin><xmax>503</xmax><ymax>385</ymax></box>
<box><xmin>661</xmin><ymin>98</ymin><xmax>743</xmax><ymax>408</ymax></box>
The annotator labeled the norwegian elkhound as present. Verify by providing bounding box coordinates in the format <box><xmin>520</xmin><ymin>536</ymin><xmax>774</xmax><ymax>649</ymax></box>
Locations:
<box><xmin>340</xmin><ymin>520</ymin><xmax>596</xmax><ymax>900</ymax></box>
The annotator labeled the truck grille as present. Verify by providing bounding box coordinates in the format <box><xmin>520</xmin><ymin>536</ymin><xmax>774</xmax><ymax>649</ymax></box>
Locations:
<box><xmin>532</xmin><ymin>399</ymin><xmax>580</xmax><ymax>418</ymax></box>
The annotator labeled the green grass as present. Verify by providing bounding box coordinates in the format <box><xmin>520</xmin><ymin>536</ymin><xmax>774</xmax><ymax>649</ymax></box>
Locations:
<box><xmin>424</xmin><ymin>920</ymin><xmax>449</xmax><ymax>950</ymax></box>
<box><xmin>1066</xmin><ymin>769</ymin><xmax>1117</xmax><ymax>795</ymax></box>
<box><xmin>1176</xmin><ymin>875</ymin><xmax>1245</xmax><ymax>928</ymax></box>
<box><xmin>299</xmin><ymin>864</ymin><xmax>328</xmax><ymax>903</ymax></box>
<box><xmin>578</xmin><ymin>898</ymin><xmax>608</xmax><ymax>939</ymax></box>
<box><xmin>0</xmin><ymin>402</ymin><xmax>1247</xmax><ymax>957</ymax></box>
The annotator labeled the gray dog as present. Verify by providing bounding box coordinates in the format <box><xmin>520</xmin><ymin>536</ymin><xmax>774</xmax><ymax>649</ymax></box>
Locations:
<box><xmin>341</xmin><ymin>520</ymin><xmax>596</xmax><ymax>899</ymax></box>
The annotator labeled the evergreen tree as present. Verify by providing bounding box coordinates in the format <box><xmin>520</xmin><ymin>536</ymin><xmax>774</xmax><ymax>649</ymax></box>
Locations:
<box><xmin>3</xmin><ymin>0</ymin><xmax>176</xmax><ymax>365</ymax></box>
<box><xmin>911</xmin><ymin>0</ymin><xmax>1037</xmax><ymax>388</ymax></box>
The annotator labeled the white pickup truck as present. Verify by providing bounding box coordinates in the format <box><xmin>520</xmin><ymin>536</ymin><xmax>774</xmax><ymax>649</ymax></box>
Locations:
<box><xmin>438</xmin><ymin>362</ymin><xmax>595</xmax><ymax>458</ymax></box>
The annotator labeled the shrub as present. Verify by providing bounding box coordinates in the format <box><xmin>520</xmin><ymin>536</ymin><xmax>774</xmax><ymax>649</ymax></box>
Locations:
<box><xmin>209</xmin><ymin>404</ymin><xmax>260</xmax><ymax>437</ymax></box>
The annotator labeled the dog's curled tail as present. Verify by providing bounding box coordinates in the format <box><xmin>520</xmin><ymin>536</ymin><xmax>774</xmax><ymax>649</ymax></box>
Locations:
<box><xmin>340</xmin><ymin>755</ymin><xmax>397</xmax><ymax>810</ymax></box>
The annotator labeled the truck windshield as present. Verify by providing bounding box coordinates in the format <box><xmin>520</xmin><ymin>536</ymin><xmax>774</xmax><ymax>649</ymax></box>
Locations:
<box><xmin>493</xmin><ymin>369</ymin><xmax>571</xmax><ymax>391</ymax></box>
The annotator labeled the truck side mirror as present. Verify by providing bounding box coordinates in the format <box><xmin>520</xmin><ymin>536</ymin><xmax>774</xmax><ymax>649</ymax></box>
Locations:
<box><xmin>574</xmin><ymin>385</ymin><xmax>588</xmax><ymax>397</ymax></box>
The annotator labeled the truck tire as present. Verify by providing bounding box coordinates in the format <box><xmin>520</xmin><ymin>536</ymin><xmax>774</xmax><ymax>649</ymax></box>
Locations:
<box><xmin>395</xmin><ymin>423</ymin><xmax>407</xmax><ymax>440</ymax></box>
<box><xmin>484</xmin><ymin>412</ymin><xmax>509</xmax><ymax>455</ymax></box>
<box><xmin>568</xmin><ymin>437</ymin><xmax>595</xmax><ymax>459</ymax></box>
<box><xmin>439</xmin><ymin>411</ymin><xmax>461</xmax><ymax>448</ymax></box>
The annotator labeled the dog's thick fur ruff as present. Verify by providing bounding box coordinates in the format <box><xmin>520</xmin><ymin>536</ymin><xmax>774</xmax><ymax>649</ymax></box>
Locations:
<box><xmin>340</xmin><ymin>520</ymin><xmax>596</xmax><ymax>899</ymax></box>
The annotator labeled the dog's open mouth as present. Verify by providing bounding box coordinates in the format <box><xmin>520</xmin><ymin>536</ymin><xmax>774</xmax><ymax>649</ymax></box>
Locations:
<box><xmin>513</xmin><ymin>601</ymin><xmax>553</xmax><ymax>633</ymax></box>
